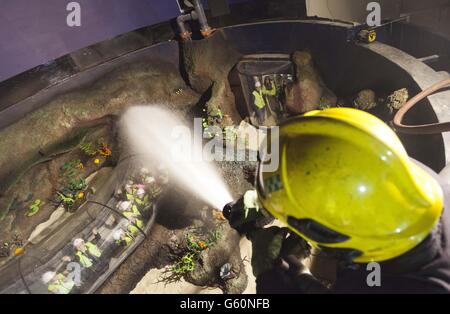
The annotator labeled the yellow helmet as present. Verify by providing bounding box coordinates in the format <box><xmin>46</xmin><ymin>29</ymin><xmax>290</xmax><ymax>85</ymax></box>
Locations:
<box><xmin>257</xmin><ymin>108</ymin><xmax>443</xmax><ymax>263</ymax></box>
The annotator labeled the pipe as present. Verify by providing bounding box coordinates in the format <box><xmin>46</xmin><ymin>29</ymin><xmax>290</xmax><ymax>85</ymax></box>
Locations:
<box><xmin>176</xmin><ymin>11</ymin><xmax>197</xmax><ymax>41</ymax></box>
<box><xmin>176</xmin><ymin>0</ymin><xmax>214</xmax><ymax>41</ymax></box>
<box><xmin>392</xmin><ymin>77</ymin><xmax>450</xmax><ymax>134</ymax></box>
<box><xmin>192</xmin><ymin>0</ymin><xmax>213</xmax><ymax>37</ymax></box>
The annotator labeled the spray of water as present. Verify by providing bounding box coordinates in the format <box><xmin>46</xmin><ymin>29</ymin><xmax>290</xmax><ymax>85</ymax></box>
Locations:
<box><xmin>120</xmin><ymin>106</ymin><xmax>233</xmax><ymax>210</ymax></box>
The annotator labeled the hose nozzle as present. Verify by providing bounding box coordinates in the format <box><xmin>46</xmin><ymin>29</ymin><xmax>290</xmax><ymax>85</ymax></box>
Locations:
<box><xmin>222</xmin><ymin>201</ymin><xmax>235</xmax><ymax>221</ymax></box>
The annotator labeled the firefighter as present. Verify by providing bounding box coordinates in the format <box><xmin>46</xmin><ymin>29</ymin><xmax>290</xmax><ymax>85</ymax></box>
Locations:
<box><xmin>252</xmin><ymin>81</ymin><xmax>267</xmax><ymax>125</ymax></box>
<box><xmin>262</xmin><ymin>76</ymin><xmax>282</xmax><ymax>118</ymax></box>
<box><xmin>225</xmin><ymin>108</ymin><xmax>450</xmax><ymax>293</ymax></box>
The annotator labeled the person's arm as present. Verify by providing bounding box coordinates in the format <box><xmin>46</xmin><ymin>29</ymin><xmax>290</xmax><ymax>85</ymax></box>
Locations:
<box><xmin>224</xmin><ymin>193</ymin><xmax>329</xmax><ymax>294</ymax></box>
<box><xmin>253</xmin><ymin>229</ymin><xmax>330</xmax><ymax>294</ymax></box>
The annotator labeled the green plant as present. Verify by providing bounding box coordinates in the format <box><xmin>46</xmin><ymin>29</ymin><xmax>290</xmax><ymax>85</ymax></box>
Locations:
<box><xmin>79</xmin><ymin>141</ymin><xmax>97</xmax><ymax>156</ymax></box>
<box><xmin>56</xmin><ymin>192</ymin><xmax>75</xmax><ymax>207</ymax></box>
<box><xmin>65</xmin><ymin>177</ymin><xmax>86</xmax><ymax>192</ymax></box>
<box><xmin>186</xmin><ymin>234</ymin><xmax>201</xmax><ymax>251</ymax></box>
<box><xmin>159</xmin><ymin>228</ymin><xmax>223</xmax><ymax>284</ymax></box>
<box><xmin>186</xmin><ymin>229</ymin><xmax>221</xmax><ymax>252</ymax></box>
<box><xmin>59</xmin><ymin>159</ymin><xmax>86</xmax><ymax>199</ymax></box>
<box><xmin>170</xmin><ymin>252</ymin><xmax>196</xmax><ymax>274</ymax></box>
<box><xmin>26</xmin><ymin>199</ymin><xmax>44</xmax><ymax>217</ymax></box>
<box><xmin>60</xmin><ymin>159</ymin><xmax>82</xmax><ymax>174</ymax></box>
<box><xmin>202</xmin><ymin>106</ymin><xmax>226</xmax><ymax>140</ymax></box>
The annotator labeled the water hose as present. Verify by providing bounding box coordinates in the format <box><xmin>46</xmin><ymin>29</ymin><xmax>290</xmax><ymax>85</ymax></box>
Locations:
<box><xmin>393</xmin><ymin>77</ymin><xmax>450</xmax><ymax>134</ymax></box>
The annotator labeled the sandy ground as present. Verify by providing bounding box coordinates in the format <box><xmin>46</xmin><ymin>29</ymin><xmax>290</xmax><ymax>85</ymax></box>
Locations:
<box><xmin>131</xmin><ymin>269</ymin><xmax>223</xmax><ymax>294</ymax></box>
<box><xmin>28</xmin><ymin>206</ymin><xmax>67</xmax><ymax>244</ymax></box>
<box><xmin>131</xmin><ymin>237</ymin><xmax>256</xmax><ymax>294</ymax></box>
<box><xmin>240</xmin><ymin>237</ymin><xmax>257</xmax><ymax>294</ymax></box>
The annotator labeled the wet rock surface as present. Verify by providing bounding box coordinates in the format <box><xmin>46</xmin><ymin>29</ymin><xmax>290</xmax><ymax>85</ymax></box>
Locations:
<box><xmin>98</xmin><ymin>209</ymin><xmax>248</xmax><ymax>294</ymax></box>
<box><xmin>354</xmin><ymin>89</ymin><xmax>377</xmax><ymax>111</ymax></box>
<box><xmin>184</xmin><ymin>220</ymin><xmax>247</xmax><ymax>294</ymax></box>
<box><xmin>0</xmin><ymin>125</ymin><xmax>116</xmax><ymax>250</ymax></box>
<box><xmin>285</xmin><ymin>51</ymin><xmax>337</xmax><ymax>113</ymax></box>
<box><xmin>0</xmin><ymin>58</ymin><xmax>202</xmax><ymax>261</ymax></box>
<box><xmin>387</xmin><ymin>88</ymin><xmax>409</xmax><ymax>112</ymax></box>
<box><xmin>183</xmin><ymin>31</ymin><xmax>242</xmax><ymax>124</ymax></box>
<box><xmin>0</xmin><ymin>60</ymin><xmax>200</xmax><ymax>220</ymax></box>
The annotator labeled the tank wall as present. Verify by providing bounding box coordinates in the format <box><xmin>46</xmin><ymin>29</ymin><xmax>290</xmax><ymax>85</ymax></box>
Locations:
<box><xmin>222</xmin><ymin>21</ymin><xmax>445</xmax><ymax>170</ymax></box>
<box><xmin>0</xmin><ymin>20</ymin><xmax>445</xmax><ymax>170</ymax></box>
